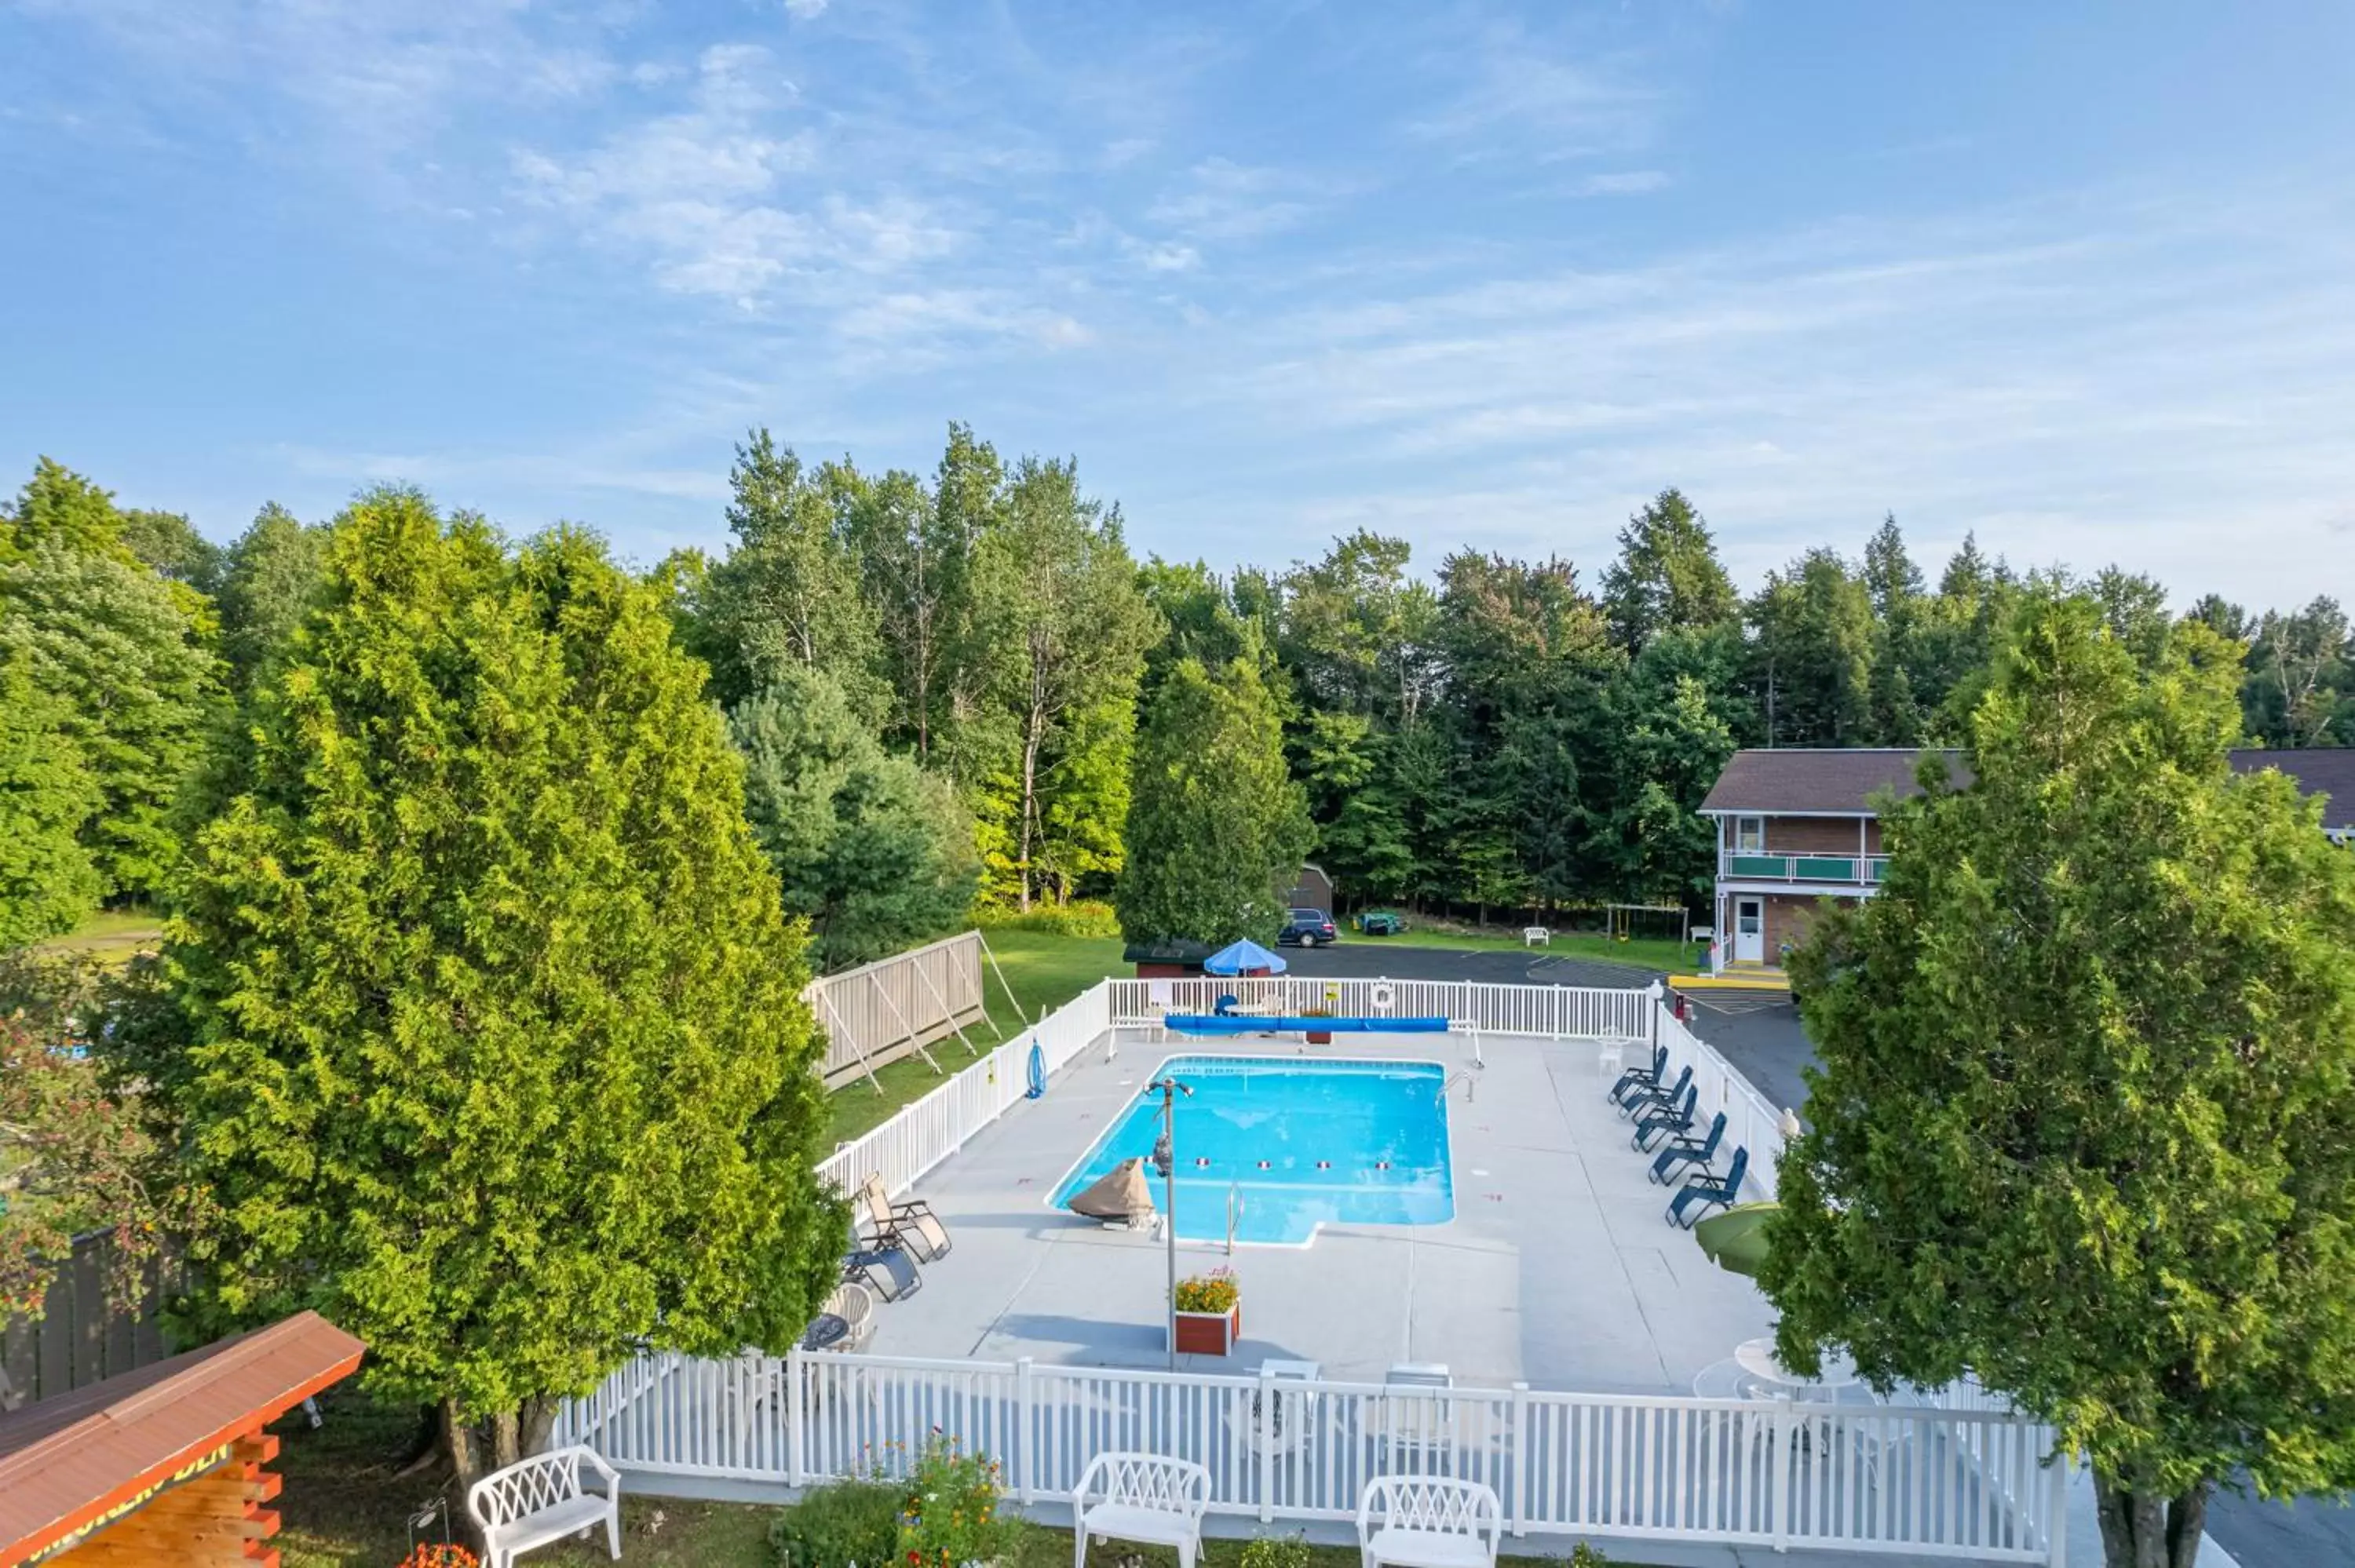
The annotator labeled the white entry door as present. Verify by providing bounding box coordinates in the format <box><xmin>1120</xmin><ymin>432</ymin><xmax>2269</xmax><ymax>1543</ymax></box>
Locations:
<box><xmin>1733</xmin><ymin>897</ymin><xmax>1765</xmax><ymax>964</ymax></box>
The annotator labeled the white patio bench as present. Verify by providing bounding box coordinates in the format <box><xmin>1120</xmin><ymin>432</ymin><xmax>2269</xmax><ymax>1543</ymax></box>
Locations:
<box><xmin>1072</xmin><ymin>1451</ymin><xmax>1210</xmax><ymax>1568</ymax></box>
<box><xmin>1356</xmin><ymin>1476</ymin><xmax>1502</xmax><ymax>1568</ymax></box>
<box><xmin>1521</xmin><ymin>925</ymin><xmax>1550</xmax><ymax>947</ymax></box>
<box><xmin>466</xmin><ymin>1445</ymin><xmax>622</xmax><ymax>1568</ymax></box>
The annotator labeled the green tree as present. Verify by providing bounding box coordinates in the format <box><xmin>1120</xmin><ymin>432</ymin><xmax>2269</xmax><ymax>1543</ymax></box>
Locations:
<box><xmin>119</xmin><ymin>508</ymin><xmax>225</xmax><ymax>595</ymax></box>
<box><xmin>842</xmin><ymin>459</ymin><xmax>988</xmax><ymax>765</ymax></box>
<box><xmin>0</xmin><ymin>647</ymin><xmax>102</xmax><ymax>946</ymax></box>
<box><xmin>1860</xmin><ymin>515</ymin><xmax>1926</xmax><ymax>744</ymax></box>
<box><xmin>1597</xmin><ymin>625</ymin><xmax>1746</xmax><ymax>904</ymax></box>
<box><xmin>0</xmin><ymin>537</ymin><xmax>222</xmax><ymax>899</ymax></box>
<box><xmin>216</xmin><ymin>502</ymin><xmax>331</xmax><ymax>691</ymax></box>
<box><xmin>1116</xmin><ymin>658</ymin><xmax>1311</xmax><ymax>945</ymax></box>
<box><xmin>701</xmin><ymin>429</ymin><xmax>886</xmax><ymax>714</ymax></box>
<box><xmin>165</xmin><ymin>490</ymin><xmax>843</xmax><ymax>1491</ymax></box>
<box><xmin>1600</xmin><ymin>487</ymin><xmax>1739</xmax><ymax>651</ymax></box>
<box><xmin>1747</xmin><ymin>548</ymin><xmax>1875</xmax><ymax>746</ymax></box>
<box><xmin>1767</xmin><ymin>588</ymin><xmax>2355</xmax><ymax>1568</ymax></box>
<box><xmin>967</xmin><ymin>457</ymin><xmax>1158</xmax><ymax>908</ymax></box>
<box><xmin>2</xmin><ymin>458</ymin><xmax>130</xmax><ymax>563</ymax></box>
<box><xmin>2242</xmin><ymin>596</ymin><xmax>2350</xmax><ymax>747</ymax></box>
<box><xmin>730</xmin><ymin>665</ymin><xmax>980</xmax><ymax>972</ymax></box>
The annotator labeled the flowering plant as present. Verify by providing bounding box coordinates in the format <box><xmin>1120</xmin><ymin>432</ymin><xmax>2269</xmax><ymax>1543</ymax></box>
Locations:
<box><xmin>1174</xmin><ymin>1267</ymin><xmax>1239</xmax><ymax>1314</ymax></box>
<box><xmin>397</xmin><ymin>1547</ymin><xmax>480</xmax><ymax>1568</ymax></box>
<box><xmin>896</xmin><ymin>1432</ymin><xmax>1017</xmax><ymax>1568</ymax></box>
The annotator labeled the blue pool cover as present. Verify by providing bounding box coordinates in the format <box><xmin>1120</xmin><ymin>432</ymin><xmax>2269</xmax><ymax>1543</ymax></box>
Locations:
<box><xmin>1050</xmin><ymin>1056</ymin><xmax>1455</xmax><ymax>1245</ymax></box>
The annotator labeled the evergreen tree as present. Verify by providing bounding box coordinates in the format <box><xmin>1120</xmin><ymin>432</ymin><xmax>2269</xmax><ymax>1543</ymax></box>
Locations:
<box><xmin>730</xmin><ymin>665</ymin><xmax>980</xmax><ymax>972</ymax></box>
<box><xmin>1747</xmin><ymin>549</ymin><xmax>1876</xmax><ymax>746</ymax></box>
<box><xmin>1600</xmin><ymin>487</ymin><xmax>1739</xmax><ymax>651</ymax></box>
<box><xmin>166</xmin><ymin>490</ymin><xmax>843</xmax><ymax>1491</ymax></box>
<box><xmin>1860</xmin><ymin>515</ymin><xmax>1926</xmax><ymax>742</ymax></box>
<box><xmin>0</xmin><ymin>648</ymin><xmax>102</xmax><ymax>946</ymax></box>
<box><xmin>1769</xmin><ymin>589</ymin><xmax>2355</xmax><ymax>1568</ymax></box>
<box><xmin>1116</xmin><ymin>658</ymin><xmax>1311</xmax><ymax>945</ymax></box>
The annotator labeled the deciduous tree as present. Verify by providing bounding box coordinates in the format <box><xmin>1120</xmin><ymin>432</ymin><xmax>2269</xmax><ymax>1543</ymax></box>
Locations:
<box><xmin>166</xmin><ymin>490</ymin><xmax>844</xmax><ymax>1492</ymax></box>
<box><xmin>1768</xmin><ymin>588</ymin><xmax>2355</xmax><ymax>1568</ymax></box>
<box><xmin>0</xmin><ymin>647</ymin><xmax>101</xmax><ymax>946</ymax></box>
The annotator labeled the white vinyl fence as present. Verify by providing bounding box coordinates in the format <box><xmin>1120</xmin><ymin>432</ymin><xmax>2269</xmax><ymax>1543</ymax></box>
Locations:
<box><xmin>805</xmin><ymin>931</ymin><xmax>988</xmax><ymax>1088</ymax></box>
<box><xmin>555</xmin><ymin>1350</ymin><xmax>2066</xmax><ymax>1563</ymax></box>
<box><xmin>1656</xmin><ymin>1009</ymin><xmax>1792</xmax><ymax>1203</ymax></box>
<box><xmin>1106</xmin><ymin>976</ymin><xmax>1655</xmax><ymax>1041</ymax></box>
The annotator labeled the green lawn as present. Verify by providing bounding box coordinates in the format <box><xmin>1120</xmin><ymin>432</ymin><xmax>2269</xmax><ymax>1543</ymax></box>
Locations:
<box><xmin>269</xmin><ymin>1389</ymin><xmax>1631</xmax><ymax>1566</ymax></box>
<box><xmin>33</xmin><ymin>907</ymin><xmax>163</xmax><ymax>967</ymax></box>
<box><xmin>1359</xmin><ymin>928</ymin><xmax>1693</xmax><ymax>973</ymax></box>
<box><xmin>822</xmin><ymin>928</ymin><xmax>1124</xmax><ymax>1146</ymax></box>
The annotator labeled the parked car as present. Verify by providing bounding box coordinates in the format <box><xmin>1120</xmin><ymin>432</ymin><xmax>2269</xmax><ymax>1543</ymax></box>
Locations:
<box><xmin>1277</xmin><ymin>907</ymin><xmax>1339</xmax><ymax>946</ymax></box>
<box><xmin>1356</xmin><ymin>910</ymin><xmax>1407</xmax><ymax>935</ymax></box>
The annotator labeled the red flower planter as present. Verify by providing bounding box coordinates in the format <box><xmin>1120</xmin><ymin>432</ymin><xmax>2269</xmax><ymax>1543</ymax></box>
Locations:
<box><xmin>1173</xmin><ymin>1306</ymin><xmax>1240</xmax><ymax>1355</ymax></box>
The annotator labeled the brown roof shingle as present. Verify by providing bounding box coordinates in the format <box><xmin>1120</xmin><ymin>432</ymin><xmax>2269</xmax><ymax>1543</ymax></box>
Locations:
<box><xmin>0</xmin><ymin>1310</ymin><xmax>364</xmax><ymax>1565</ymax></box>
<box><xmin>1699</xmin><ymin>749</ymin><xmax>1967</xmax><ymax>815</ymax></box>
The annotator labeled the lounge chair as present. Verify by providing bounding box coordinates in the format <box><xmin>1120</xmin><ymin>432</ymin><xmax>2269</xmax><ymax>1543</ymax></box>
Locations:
<box><xmin>856</xmin><ymin>1173</ymin><xmax>951</xmax><ymax>1262</ymax></box>
<box><xmin>844</xmin><ymin>1245</ymin><xmax>922</xmax><ymax>1302</ymax></box>
<box><xmin>801</xmin><ymin>1281</ymin><xmax>878</xmax><ymax>1353</ymax></box>
<box><xmin>1607</xmin><ymin>1044</ymin><xmax>1668</xmax><ymax>1106</ymax></box>
<box><xmin>1618</xmin><ymin>1063</ymin><xmax>1691</xmax><ymax>1120</ymax></box>
<box><xmin>1648</xmin><ymin>1111</ymin><xmax>1726</xmax><ymax>1184</ymax></box>
<box><xmin>1631</xmin><ymin>1082</ymin><xmax>1700</xmax><ymax>1151</ymax></box>
<box><xmin>1667</xmin><ymin>1147</ymin><xmax>1748</xmax><ymax>1228</ymax></box>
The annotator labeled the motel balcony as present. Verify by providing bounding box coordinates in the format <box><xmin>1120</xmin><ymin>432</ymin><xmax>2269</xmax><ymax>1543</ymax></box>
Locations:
<box><xmin>1719</xmin><ymin>851</ymin><xmax>1890</xmax><ymax>886</ymax></box>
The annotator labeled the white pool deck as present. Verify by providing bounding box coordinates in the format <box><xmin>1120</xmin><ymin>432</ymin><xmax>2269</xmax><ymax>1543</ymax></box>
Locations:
<box><xmin>863</xmin><ymin>1026</ymin><xmax>1773</xmax><ymax>1391</ymax></box>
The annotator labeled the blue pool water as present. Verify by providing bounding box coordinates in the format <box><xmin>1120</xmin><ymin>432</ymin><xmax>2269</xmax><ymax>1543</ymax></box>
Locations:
<box><xmin>1050</xmin><ymin>1056</ymin><xmax>1455</xmax><ymax>1245</ymax></box>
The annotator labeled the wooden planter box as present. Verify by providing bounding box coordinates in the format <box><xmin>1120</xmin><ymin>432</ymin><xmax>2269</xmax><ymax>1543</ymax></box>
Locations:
<box><xmin>1173</xmin><ymin>1306</ymin><xmax>1240</xmax><ymax>1355</ymax></box>
<box><xmin>1305</xmin><ymin>1030</ymin><xmax>1333</xmax><ymax>1046</ymax></box>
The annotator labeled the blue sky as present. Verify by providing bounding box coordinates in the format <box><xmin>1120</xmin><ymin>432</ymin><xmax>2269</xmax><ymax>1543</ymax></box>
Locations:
<box><xmin>3</xmin><ymin>2</ymin><xmax>2351</xmax><ymax>607</ymax></box>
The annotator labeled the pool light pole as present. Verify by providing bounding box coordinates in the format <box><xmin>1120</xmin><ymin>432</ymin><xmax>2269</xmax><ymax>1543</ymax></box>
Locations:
<box><xmin>1149</xmin><ymin>1074</ymin><xmax>1192</xmax><ymax>1369</ymax></box>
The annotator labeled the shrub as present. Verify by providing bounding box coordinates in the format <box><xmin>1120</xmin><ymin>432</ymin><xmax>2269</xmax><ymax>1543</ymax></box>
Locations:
<box><xmin>1569</xmin><ymin>1545</ymin><xmax>1612</xmax><ymax>1567</ymax></box>
<box><xmin>1238</xmin><ymin>1533</ymin><xmax>1313</xmax><ymax>1568</ymax></box>
<box><xmin>896</xmin><ymin>1435</ymin><xmax>1018</xmax><ymax>1568</ymax></box>
<box><xmin>1174</xmin><ymin>1268</ymin><xmax>1239</xmax><ymax>1313</ymax></box>
<box><xmin>768</xmin><ymin>1479</ymin><xmax>904</xmax><ymax>1568</ymax></box>
<box><xmin>976</xmin><ymin>899</ymin><xmax>1119</xmax><ymax>939</ymax></box>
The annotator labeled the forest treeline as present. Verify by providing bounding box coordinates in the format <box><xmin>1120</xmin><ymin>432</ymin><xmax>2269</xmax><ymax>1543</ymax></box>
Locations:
<box><xmin>3</xmin><ymin>436</ymin><xmax>2349</xmax><ymax>966</ymax></box>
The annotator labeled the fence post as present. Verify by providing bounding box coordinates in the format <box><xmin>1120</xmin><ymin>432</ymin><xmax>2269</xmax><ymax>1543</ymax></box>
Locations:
<box><xmin>2046</xmin><ymin>1449</ymin><xmax>2072</xmax><ymax>1568</ymax></box>
<box><xmin>787</xmin><ymin>1346</ymin><xmax>805</xmax><ymax>1486</ymax></box>
<box><xmin>1771</xmin><ymin>1399</ymin><xmax>1792</xmax><ymax>1552</ymax></box>
<box><xmin>1017</xmin><ymin>1357</ymin><xmax>1036</xmax><ymax>1504</ymax></box>
<box><xmin>1510</xmin><ymin>1382</ymin><xmax>1530</xmax><ymax>1537</ymax></box>
<box><xmin>1258</xmin><ymin>1364</ymin><xmax>1277</xmax><ymax>1524</ymax></box>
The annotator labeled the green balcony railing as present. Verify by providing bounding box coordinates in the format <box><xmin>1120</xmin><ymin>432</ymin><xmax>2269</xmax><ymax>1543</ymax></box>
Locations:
<box><xmin>1723</xmin><ymin>853</ymin><xmax>1891</xmax><ymax>884</ymax></box>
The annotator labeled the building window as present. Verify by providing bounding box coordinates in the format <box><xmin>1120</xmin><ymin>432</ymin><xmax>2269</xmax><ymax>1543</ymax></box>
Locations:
<box><xmin>1734</xmin><ymin>815</ymin><xmax>1765</xmax><ymax>853</ymax></box>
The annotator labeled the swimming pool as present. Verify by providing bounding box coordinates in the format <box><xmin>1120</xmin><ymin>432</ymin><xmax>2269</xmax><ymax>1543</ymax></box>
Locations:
<box><xmin>1050</xmin><ymin>1056</ymin><xmax>1455</xmax><ymax>1245</ymax></box>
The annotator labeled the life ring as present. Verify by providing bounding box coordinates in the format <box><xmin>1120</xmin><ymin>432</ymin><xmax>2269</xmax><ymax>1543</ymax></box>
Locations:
<box><xmin>1371</xmin><ymin>982</ymin><xmax>1397</xmax><ymax>1010</ymax></box>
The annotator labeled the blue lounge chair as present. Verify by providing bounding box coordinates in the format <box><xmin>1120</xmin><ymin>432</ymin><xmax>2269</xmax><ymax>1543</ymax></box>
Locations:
<box><xmin>1648</xmin><ymin>1111</ymin><xmax>1726</xmax><ymax>1184</ymax></box>
<box><xmin>1607</xmin><ymin>1044</ymin><xmax>1668</xmax><ymax>1107</ymax></box>
<box><xmin>845</xmin><ymin>1245</ymin><xmax>922</xmax><ymax>1302</ymax></box>
<box><xmin>1667</xmin><ymin>1147</ymin><xmax>1747</xmax><ymax>1228</ymax></box>
<box><xmin>1618</xmin><ymin>1063</ymin><xmax>1691</xmax><ymax>1120</ymax></box>
<box><xmin>1631</xmin><ymin>1082</ymin><xmax>1700</xmax><ymax>1151</ymax></box>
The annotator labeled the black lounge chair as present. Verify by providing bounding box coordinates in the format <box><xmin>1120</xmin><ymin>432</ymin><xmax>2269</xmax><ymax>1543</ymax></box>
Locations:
<box><xmin>1667</xmin><ymin>1147</ymin><xmax>1748</xmax><ymax>1228</ymax></box>
<box><xmin>1648</xmin><ymin>1111</ymin><xmax>1726</xmax><ymax>1185</ymax></box>
<box><xmin>1632</xmin><ymin>1082</ymin><xmax>1700</xmax><ymax>1151</ymax></box>
<box><xmin>1618</xmin><ymin>1063</ymin><xmax>1691</xmax><ymax>1120</ymax></box>
<box><xmin>1608</xmin><ymin>1044</ymin><xmax>1668</xmax><ymax>1107</ymax></box>
<box><xmin>845</xmin><ymin>1245</ymin><xmax>923</xmax><ymax>1302</ymax></box>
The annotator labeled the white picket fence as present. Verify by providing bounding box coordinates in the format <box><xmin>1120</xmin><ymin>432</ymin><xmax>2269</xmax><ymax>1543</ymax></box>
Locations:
<box><xmin>555</xmin><ymin>1349</ymin><xmax>2066</xmax><ymax>1562</ymax></box>
<box><xmin>1105</xmin><ymin>976</ymin><xmax>1656</xmax><ymax>1041</ymax></box>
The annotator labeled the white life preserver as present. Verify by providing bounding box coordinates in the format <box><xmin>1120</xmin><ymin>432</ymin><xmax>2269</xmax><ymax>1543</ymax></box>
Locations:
<box><xmin>1371</xmin><ymin>982</ymin><xmax>1397</xmax><ymax>1011</ymax></box>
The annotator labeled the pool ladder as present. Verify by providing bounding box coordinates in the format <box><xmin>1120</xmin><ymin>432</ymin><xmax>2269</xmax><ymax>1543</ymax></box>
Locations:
<box><xmin>1438</xmin><ymin>1069</ymin><xmax>1477</xmax><ymax>1104</ymax></box>
<box><xmin>1226</xmin><ymin>1183</ymin><xmax>1243</xmax><ymax>1255</ymax></box>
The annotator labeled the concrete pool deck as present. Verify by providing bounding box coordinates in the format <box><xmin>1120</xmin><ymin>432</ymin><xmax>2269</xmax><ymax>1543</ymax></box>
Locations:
<box><xmin>859</xmin><ymin>1025</ymin><xmax>1774</xmax><ymax>1392</ymax></box>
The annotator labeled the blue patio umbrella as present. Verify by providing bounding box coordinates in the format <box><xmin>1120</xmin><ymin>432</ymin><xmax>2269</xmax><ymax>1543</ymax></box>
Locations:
<box><xmin>1203</xmin><ymin>938</ymin><xmax>1287</xmax><ymax>975</ymax></box>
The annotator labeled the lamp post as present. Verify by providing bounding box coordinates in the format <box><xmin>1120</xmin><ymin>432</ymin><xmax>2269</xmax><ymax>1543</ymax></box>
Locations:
<box><xmin>1149</xmin><ymin>1074</ymin><xmax>1192</xmax><ymax>1369</ymax></box>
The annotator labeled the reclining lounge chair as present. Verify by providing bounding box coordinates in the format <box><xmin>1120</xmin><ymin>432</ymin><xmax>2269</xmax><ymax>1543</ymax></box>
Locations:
<box><xmin>1648</xmin><ymin>1111</ymin><xmax>1726</xmax><ymax>1185</ymax></box>
<box><xmin>1667</xmin><ymin>1147</ymin><xmax>1748</xmax><ymax>1228</ymax></box>
<box><xmin>1631</xmin><ymin>1082</ymin><xmax>1700</xmax><ymax>1151</ymax></box>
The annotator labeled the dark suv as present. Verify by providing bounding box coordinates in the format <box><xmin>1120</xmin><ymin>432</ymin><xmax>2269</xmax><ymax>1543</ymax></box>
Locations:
<box><xmin>1277</xmin><ymin>907</ymin><xmax>1339</xmax><ymax>946</ymax></box>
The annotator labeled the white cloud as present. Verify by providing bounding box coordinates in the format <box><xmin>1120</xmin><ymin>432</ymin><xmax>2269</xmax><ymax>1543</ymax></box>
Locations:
<box><xmin>784</xmin><ymin>0</ymin><xmax>831</xmax><ymax>17</ymax></box>
<box><xmin>1145</xmin><ymin>158</ymin><xmax>1318</xmax><ymax>242</ymax></box>
<box><xmin>1577</xmin><ymin>170</ymin><xmax>1670</xmax><ymax>195</ymax></box>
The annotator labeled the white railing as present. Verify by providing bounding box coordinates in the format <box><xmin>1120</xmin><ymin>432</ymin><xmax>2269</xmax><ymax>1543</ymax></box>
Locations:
<box><xmin>817</xmin><ymin>981</ymin><xmax>1112</xmax><ymax>1200</ymax></box>
<box><xmin>1657</xmin><ymin>1009</ymin><xmax>1789</xmax><ymax>1204</ymax></box>
<box><xmin>805</xmin><ymin>931</ymin><xmax>988</xmax><ymax>1088</ymax></box>
<box><xmin>1106</xmin><ymin>978</ymin><xmax>1653</xmax><ymax>1041</ymax></box>
<box><xmin>557</xmin><ymin>1350</ymin><xmax>2065</xmax><ymax>1563</ymax></box>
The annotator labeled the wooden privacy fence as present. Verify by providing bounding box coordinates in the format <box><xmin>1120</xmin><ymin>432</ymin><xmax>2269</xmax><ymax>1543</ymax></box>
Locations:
<box><xmin>804</xmin><ymin>930</ymin><xmax>989</xmax><ymax>1088</ymax></box>
<box><xmin>556</xmin><ymin>1351</ymin><xmax>2067</xmax><ymax>1563</ymax></box>
<box><xmin>1</xmin><ymin>1231</ymin><xmax>182</xmax><ymax>1412</ymax></box>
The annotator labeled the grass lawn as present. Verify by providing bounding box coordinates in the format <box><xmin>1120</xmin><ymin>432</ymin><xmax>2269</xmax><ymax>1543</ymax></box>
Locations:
<box><xmin>823</xmin><ymin>928</ymin><xmax>1124</xmax><ymax>1146</ymax></box>
<box><xmin>1363</xmin><ymin>928</ymin><xmax>1692</xmax><ymax>974</ymax></box>
<box><xmin>270</xmin><ymin>1389</ymin><xmax>1630</xmax><ymax>1567</ymax></box>
<box><xmin>33</xmin><ymin>907</ymin><xmax>164</xmax><ymax>966</ymax></box>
